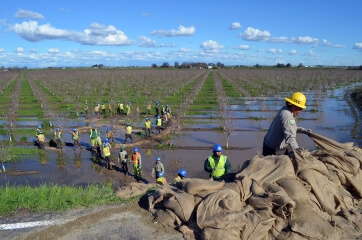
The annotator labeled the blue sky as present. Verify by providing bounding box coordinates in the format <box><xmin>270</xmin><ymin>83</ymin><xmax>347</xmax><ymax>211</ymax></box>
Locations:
<box><xmin>1</xmin><ymin>0</ymin><xmax>361</xmax><ymax>68</ymax></box>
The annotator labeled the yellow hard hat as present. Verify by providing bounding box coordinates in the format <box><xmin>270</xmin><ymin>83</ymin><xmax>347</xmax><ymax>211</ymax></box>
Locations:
<box><xmin>285</xmin><ymin>92</ymin><xmax>306</xmax><ymax>109</ymax></box>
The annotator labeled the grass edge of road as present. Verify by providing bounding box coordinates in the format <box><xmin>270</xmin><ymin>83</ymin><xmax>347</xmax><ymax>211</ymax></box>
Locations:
<box><xmin>0</xmin><ymin>183</ymin><xmax>151</xmax><ymax>216</ymax></box>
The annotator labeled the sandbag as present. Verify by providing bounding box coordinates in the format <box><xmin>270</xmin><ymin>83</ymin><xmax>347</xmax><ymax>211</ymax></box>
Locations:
<box><xmin>163</xmin><ymin>192</ymin><xmax>195</xmax><ymax>223</ymax></box>
<box><xmin>289</xmin><ymin>203</ymin><xmax>341</xmax><ymax>240</ymax></box>
<box><xmin>201</xmin><ymin>227</ymin><xmax>240</xmax><ymax>240</ymax></box>
<box><xmin>184</xmin><ymin>179</ymin><xmax>225</xmax><ymax>195</ymax></box>
<box><xmin>116</xmin><ymin>182</ymin><xmax>157</xmax><ymax>199</ymax></box>
<box><xmin>235</xmin><ymin>154</ymin><xmax>295</xmax><ymax>184</ymax></box>
<box><xmin>276</xmin><ymin>177</ymin><xmax>310</xmax><ymax>204</ymax></box>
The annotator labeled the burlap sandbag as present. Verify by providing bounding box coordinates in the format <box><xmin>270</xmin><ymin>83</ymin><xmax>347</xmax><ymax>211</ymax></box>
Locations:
<box><xmin>154</xmin><ymin>208</ymin><xmax>182</xmax><ymax>228</ymax></box>
<box><xmin>201</xmin><ymin>227</ymin><xmax>241</xmax><ymax>240</ymax></box>
<box><xmin>235</xmin><ymin>154</ymin><xmax>295</xmax><ymax>184</ymax></box>
<box><xmin>289</xmin><ymin>203</ymin><xmax>342</xmax><ymax>240</ymax></box>
<box><xmin>184</xmin><ymin>178</ymin><xmax>225</xmax><ymax>195</ymax></box>
<box><xmin>116</xmin><ymin>182</ymin><xmax>157</xmax><ymax>199</ymax></box>
<box><xmin>298</xmin><ymin>168</ymin><xmax>356</xmax><ymax>215</ymax></box>
<box><xmin>222</xmin><ymin>177</ymin><xmax>253</xmax><ymax>202</ymax></box>
<box><xmin>276</xmin><ymin>177</ymin><xmax>310</xmax><ymax>204</ymax></box>
<box><xmin>163</xmin><ymin>192</ymin><xmax>195</xmax><ymax>223</ymax></box>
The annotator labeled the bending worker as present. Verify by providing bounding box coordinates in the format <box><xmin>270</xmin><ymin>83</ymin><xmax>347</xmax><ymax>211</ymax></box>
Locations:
<box><xmin>263</xmin><ymin>92</ymin><xmax>311</xmax><ymax>156</ymax></box>
<box><xmin>204</xmin><ymin>144</ymin><xmax>231</xmax><ymax>180</ymax></box>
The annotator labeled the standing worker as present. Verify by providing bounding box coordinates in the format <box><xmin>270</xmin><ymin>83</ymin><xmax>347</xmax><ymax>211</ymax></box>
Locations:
<box><xmin>124</xmin><ymin>123</ymin><xmax>133</xmax><ymax>144</ymax></box>
<box><xmin>162</xmin><ymin>111</ymin><xmax>168</xmax><ymax>128</ymax></box>
<box><xmin>106</xmin><ymin>128</ymin><xmax>114</xmax><ymax>143</ymax></box>
<box><xmin>89</xmin><ymin>126</ymin><xmax>98</xmax><ymax>151</ymax></box>
<box><xmin>156</xmin><ymin>115</ymin><xmax>162</xmax><ymax>134</ymax></box>
<box><xmin>71</xmin><ymin>128</ymin><xmax>83</xmax><ymax>149</ymax></box>
<box><xmin>155</xmin><ymin>101</ymin><xmax>160</xmax><ymax>117</ymax></box>
<box><xmin>263</xmin><ymin>92</ymin><xmax>311</xmax><ymax>156</ymax></box>
<box><xmin>96</xmin><ymin>132</ymin><xmax>102</xmax><ymax>157</ymax></box>
<box><xmin>118</xmin><ymin>146</ymin><xmax>128</xmax><ymax>175</ymax></box>
<box><xmin>37</xmin><ymin>131</ymin><xmax>45</xmax><ymax>150</ymax></box>
<box><xmin>204</xmin><ymin>144</ymin><xmax>231</xmax><ymax>181</ymax></box>
<box><xmin>144</xmin><ymin>117</ymin><xmax>151</xmax><ymax>137</ymax></box>
<box><xmin>103</xmin><ymin>138</ymin><xmax>113</xmax><ymax>170</ymax></box>
<box><xmin>146</xmin><ymin>102</ymin><xmax>151</xmax><ymax>116</ymax></box>
<box><xmin>94</xmin><ymin>102</ymin><xmax>100</xmax><ymax>116</ymax></box>
<box><xmin>119</xmin><ymin>101</ymin><xmax>124</xmax><ymax>115</ymax></box>
<box><xmin>125</xmin><ymin>101</ymin><xmax>131</xmax><ymax>116</ymax></box>
<box><xmin>132</xmin><ymin>147</ymin><xmax>142</xmax><ymax>182</ymax></box>
<box><xmin>101</xmin><ymin>102</ymin><xmax>106</xmax><ymax>115</ymax></box>
<box><xmin>54</xmin><ymin>128</ymin><xmax>62</xmax><ymax>149</ymax></box>
<box><xmin>151</xmin><ymin>156</ymin><xmax>165</xmax><ymax>181</ymax></box>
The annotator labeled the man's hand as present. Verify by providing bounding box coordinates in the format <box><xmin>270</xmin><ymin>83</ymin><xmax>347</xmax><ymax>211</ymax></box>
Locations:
<box><xmin>300</xmin><ymin>128</ymin><xmax>312</xmax><ymax>134</ymax></box>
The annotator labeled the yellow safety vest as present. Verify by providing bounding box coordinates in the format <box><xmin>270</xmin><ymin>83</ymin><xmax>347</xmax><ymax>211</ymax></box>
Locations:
<box><xmin>208</xmin><ymin>155</ymin><xmax>226</xmax><ymax>178</ymax></box>
<box><xmin>37</xmin><ymin>134</ymin><xmax>45</xmax><ymax>142</ymax></box>
<box><xmin>156</xmin><ymin>118</ymin><xmax>162</xmax><ymax>127</ymax></box>
<box><xmin>103</xmin><ymin>145</ymin><xmax>110</xmax><ymax>156</ymax></box>
<box><xmin>145</xmin><ymin>121</ymin><xmax>151</xmax><ymax>128</ymax></box>
<box><xmin>126</xmin><ymin>126</ymin><xmax>132</xmax><ymax>134</ymax></box>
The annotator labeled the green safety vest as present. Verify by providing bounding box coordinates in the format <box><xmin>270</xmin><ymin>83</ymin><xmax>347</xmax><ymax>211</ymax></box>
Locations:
<box><xmin>208</xmin><ymin>155</ymin><xmax>226</xmax><ymax>178</ymax></box>
<box><xmin>90</xmin><ymin>129</ymin><xmax>98</xmax><ymax>139</ymax></box>
<box><xmin>156</xmin><ymin>118</ymin><xmax>162</xmax><ymax>127</ymax></box>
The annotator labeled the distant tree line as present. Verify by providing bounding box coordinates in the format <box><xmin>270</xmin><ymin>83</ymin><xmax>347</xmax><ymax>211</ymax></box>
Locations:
<box><xmin>151</xmin><ymin>62</ymin><xmax>225</xmax><ymax>69</ymax></box>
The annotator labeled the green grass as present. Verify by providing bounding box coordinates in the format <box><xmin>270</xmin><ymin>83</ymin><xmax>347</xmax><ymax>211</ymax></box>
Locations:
<box><xmin>0</xmin><ymin>183</ymin><xmax>124</xmax><ymax>215</ymax></box>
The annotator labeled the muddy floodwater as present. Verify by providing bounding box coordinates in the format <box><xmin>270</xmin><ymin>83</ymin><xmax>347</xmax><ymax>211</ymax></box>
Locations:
<box><xmin>1</xmin><ymin>85</ymin><xmax>361</xmax><ymax>188</ymax></box>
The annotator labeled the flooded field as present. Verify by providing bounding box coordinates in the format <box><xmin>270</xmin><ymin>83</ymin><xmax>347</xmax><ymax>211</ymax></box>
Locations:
<box><xmin>1</xmin><ymin>82</ymin><xmax>361</xmax><ymax>189</ymax></box>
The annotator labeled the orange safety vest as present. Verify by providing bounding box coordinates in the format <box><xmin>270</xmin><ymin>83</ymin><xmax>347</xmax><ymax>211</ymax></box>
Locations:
<box><xmin>132</xmin><ymin>152</ymin><xmax>140</xmax><ymax>165</ymax></box>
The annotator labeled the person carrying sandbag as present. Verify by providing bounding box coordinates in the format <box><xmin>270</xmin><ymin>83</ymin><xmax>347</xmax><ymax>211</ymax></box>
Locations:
<box><xmin>204</xmin><ymin>144</ymin><xmax>231</xmax><ymax>181</ymax></box>
<box><xmin>263</xmin><ymin>92</ymin><xmax>312</xmax><ymax>156</ymax></box>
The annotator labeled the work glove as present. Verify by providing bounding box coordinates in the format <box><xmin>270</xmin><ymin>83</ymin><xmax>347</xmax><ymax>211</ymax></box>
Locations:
<box><xmin>300</xmin><ymin>128</ymin><xmax>312</xmax><ymax>134</ymax></box>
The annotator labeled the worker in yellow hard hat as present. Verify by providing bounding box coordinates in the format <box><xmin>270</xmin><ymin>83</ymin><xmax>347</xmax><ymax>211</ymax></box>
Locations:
<box><xmin>263</xmin><ymin>92</ymin><xmax>312</xmax><ymax>156</ymax></box>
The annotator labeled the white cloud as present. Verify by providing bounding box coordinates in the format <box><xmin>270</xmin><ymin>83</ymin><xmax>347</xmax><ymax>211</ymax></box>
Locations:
<box><xmin>15</xmin><ymin>9</ymin><xmax>44</xmax><ymax>20</ymax></box>
<box><xmin>16</xmin><ymin>47</ymin><xmax>24</xmax><ymax>53</ymax></box>
<box><xmin>200</xmin><ymin>40</ymin><xmax>224</xmax><ymax>51</ymax></box>
<box><xmin>141</xmin><ymin>12</ymin><xmax>150</xmax><ymax>16</ymax></box>
<box><xmin>296</xmin><ymin>36</ymin><xmax>318</xmax><ymax>44</ymax></box>
<box><xmin>289</xmin><ymin>49</ymin><xmax>297</xmax><ymax>55</ymax></box>
<box><xmin>267</xmin><ymin>48</ymin><xmax>283</xmax><ymax>54</ymax></box>
<box><xmin>11</xmin><ymin>21</ymin><xmax>133</xmax><ymax>46</ymax></box>
<box><xmin>179</xmin><ymin>48</ymin><xmax>191</xmax><ymax>53</ymax></box>
<box><xmin>240</xmin><ymin>27</ymin><xmax>271</xmax><ymax>41</ymax></box>
<box><xmin>0</xmin><ymin>48</ymin><xmax>5</xmax><ymax>53</ymax></box>
<box><xmin>229</xmin><ymin>22</ymin><xmax>242</xmax><ymax>30</ymax></box>
<box><xmin>159</xmin><ymin>43</ymin><xmax>176</xmax><ymax>48</ymax></box>
<box><xmin>352</xmin><ymin>43</ymin><xmax>362</xmax><ymax>50</ymax></box>
<box><xmin>48</xmin><ymin>48</ymin><xmax>59</xmax><ymax>53</ymax></box>
<box><xmin>139</xmin><ymin>36</ymin><xmax>158</xmax><ymax>48</ymax></box>
<box><xmin>150</xmin><ymin>25</ymin><xmax>195</xmax><ymax>37</ymax></box>
<box><xmin>235</xmin><ymin>45</ymin><xmax>249</xmax><ymax>50</ymax></box>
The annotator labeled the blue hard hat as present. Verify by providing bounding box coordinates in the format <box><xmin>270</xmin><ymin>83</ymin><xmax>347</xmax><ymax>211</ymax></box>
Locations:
<box><xmin>38</xmin><ymin>125</ymin><xmax>42</xmax><ymax>129</ymax></box>
<box><xmin>156</xmin><ymin>156</ymin><xmax>161</xmax><ymax>161</ymax></box>
<box><xmin>97</xmin><ymin>132</ymin><xmax>100</xmax><ymax>135</ymax></box>
<box><xmin>145</xmin><ymin>117</ymin><xmax>149</xmax><ymax>120</ymax></box>
<box><xmin>158</xmin><ymin>171</ymin><xmax>164</xmax><ymax>177</ymax></box>
<box><xmin>178</xmin><ymin>169</ymin><xmax>187</xmax><ymax>177</ymax></box>
<box><xmin>213</xmin><ymin>144</ymin><xmax>222</xmax><ymax>152</ymax></box>
<box><xmin>156</xmin><ymin>101</ymin><xmax>159</xmax><ymax>104</ymax></box>
<box><xmin>134</xmin><ymin>147</ymin><xmax>138</xmax><ymax>152</ymax></box>
<box><xmin>107</xmin><ymin>128</ymin><xmax>110</xmax><ymax>132</ymax></box>
<box><xmin>73</xmin><ymin>128</ymin><xmax>77</xmax><ymax>132</ymax></box>
<box><xmin>56</xmin><ymin>128</ymin><xmax>60</xmax><ymax>131</ymax></box>
<box><xmin>105</xmin><ymin>138</ymin><xmax>109</xmax><ymax>142</ymax></box>
<box><xmin>157</xmin><ymin>115</ymin><xmax>160</xmax><ymax>119</ymax></box>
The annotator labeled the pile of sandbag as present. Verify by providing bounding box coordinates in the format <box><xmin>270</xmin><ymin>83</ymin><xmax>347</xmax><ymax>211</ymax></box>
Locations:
<box><xmin>147</xmin><ymin>133</ymin><xmax>362</xmax><ymax>240</ymax></box>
